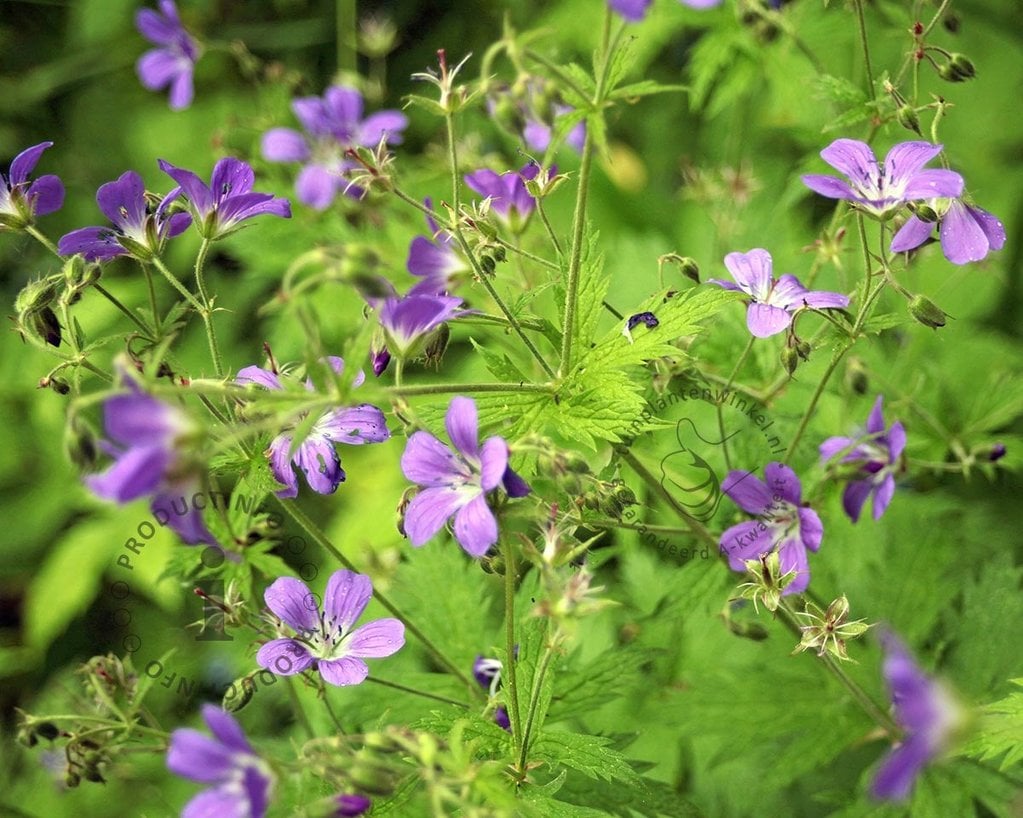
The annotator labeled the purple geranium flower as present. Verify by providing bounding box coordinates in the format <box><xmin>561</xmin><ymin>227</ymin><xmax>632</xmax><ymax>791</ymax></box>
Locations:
<box><xmin>401</xmin><ymin>396</ymin><xmax>530</xmax><ymax>557</ymax></box>
<box><xmin>406</xmin><ymin>198</ymin><xmax>469</xmax><ymax>296</ymax></box>
<box><xmin>158</xmin><ymin>157</ymin><xmax>290</xmax><ymax>240</ymax></box>
<box><xmin>236</xmin><ymin>356</ymin><xmax>389</xmax><ymax>499</ymax></box>
<box><xmin>891</xmin><ymin>198</ymin><xmax>1006</xmax><ymax>265</ymax></box>
<box><xmin>522</xmin><ymin>103</ymin><xmax>586</xmax><ymax>154</ymax></box>
<box><xmin>709</xmin><ymin>248</ymin><xmax>849</xmax><ymax>338</ymax></box>
<box><xmin>334</xmin><ymin>795</ymin><xmax>372</xmax><ymax>816</ymax></box>
<box><xmin>819</xmin><ymin>395</ymin><xmax>906</xmax><ymax>523</ymax></box>
<box><xmin>802</xmin><ymin>139</ymin><xmax>963</xmax><ymax>220</ymax></box>
<box><xmin>87</xmin><ymin>371</ymin><xmax>214</xmax><ymax>545</ymax></box>
<box><xmin>167</xmin><ymin>704</ymin><xmax>273</xmax><ymax>818</ymax></box>
<box><xmin>610</xmin><ymin>0</ymin><xmax>720</xmax><ymax>20</ymax></box>
<box><xmin>257</xmin><ymin>569</ymin><xmax>405</xmax><ymax>687</ymax></box>
<box><xmin>473</xmin><ymin>654</ymin><xmax>511</xmax><ymax>732</ymax></box>
<box><xmin>718</xmin><ymin>462</ymin><xmax>823</xmax><ymax>594</ymax></box>
<box><xmin>261</xmin><ymin>85</ymin><xmax>408</xmax><ymax>210</ymax></box>
<box><xmin>378</xmin><ymin>292</ymin><xmax>464</xmax><ymax>359</ymax></box>
<box><xmin>57</xmin><ymin>170</ymin><xmax>191</xmax><ymax>262</ymax></box>
<box><xmin>0</xmin><ymin>142</ymin><xmax>64</xmax><ymax>230</ymax></box>
<box><xmin>871</xmin><ymin>631</ymin><xmax>959</xmax><ymax>801</ymax></box>
<box><xmin>464</xmin><ymin>164</ymin><xmax>542</xmax><ymax>229</ymax></box>
<box><xmin>135</xmin><ymin>0</ymin><xmax>200</xmax><ymax>111</ymax></box>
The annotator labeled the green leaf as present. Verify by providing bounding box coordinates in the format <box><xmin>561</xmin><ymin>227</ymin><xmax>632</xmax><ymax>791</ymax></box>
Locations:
<box><xmin>554</xmin><ymin>770</ymin><xmax>704</xmax><ymax>818</ymax></box>
<box><xmin>469</xmin><ymin>337</ymin><xmax>527</xmax><ymax>383</ymax></box>
<box><xmin>23</xmin><ymin>518</ymin><xmax>115</xmax><ymax>650</ymax></box>
<box><xmin>610</xmin><ymin>80</ymin><xmax>688</xmax><ymax>101</ymax></box>
<box><xmin>531</xmin><ymin>730</ymin><xmax>640</xmax><ymax>784</ymax></box>
<box><xmin>961</xmin><ymin>679</ymin><xmax>1023</xmax><ymax>770</ymax></box>
<box><xmin>548</xmin><ymin>646</ymin><xmax>660</xmax><ymax>722</ymax></box>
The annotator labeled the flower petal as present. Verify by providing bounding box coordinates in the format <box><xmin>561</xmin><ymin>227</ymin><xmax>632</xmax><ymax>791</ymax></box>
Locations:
<box><xmin>764</xmin><ymin>462</ymin><xmax>802</xmax><ymax>504</ymax></box>
<box><xmin>216</xmin><ymin>192</ymin><xmax>291</xmax><ymax>227</ymax></box>
<box><xmin>168</xmin><ymin>67</ymin><xmax>194</xmax><ymax>110</ymax></box>
<box><xmin>870</xmin><ymin>736</ymin><xmax>932</xmax><ymax>802</ymax></box>
<box><xmin>294</xmin><ymin>436</ymin><xmax>344</xmax><ymax>495</ymax></box>
<box><xmin>819</xmin><ymin>435</ymin><xmax>858</xmax><ymax>463</ymax></box>
<box><xmin>323</xmin><ymin>570</ymin><xmax>372</xmax><ymax>633</ymax></box>
<box><xmin>166</xmin><ymin>729</ymin><xmax>235</xmax><ymax>784</ymax></box>
<box><xmin>24</xmin><ymin>174</ymin><xmax>65</xmax><ymax>217</ymax></box>
<box><xmin>295</xmin><ymin>163</ymin><xmax>339</xmax><ymax>210</ymax></box>
<box><xmin>768</xmin><ymin>273</ymin><xmax>809</xmax><ymax>309</ymax></box>
<box><xmin>159</xmin><ymin>159</ymin><xmax>213</xmax><ymax>215</ymax></box>
<box><xmin>136</xmin><ymin>6</ymin><xmax>179</xmax><ymax>44</ymax></box>
<box><xmin>180</xmin><ymin>786</ymin><xmax>249</xmax><ymax>818</ymax></box>
<box><xmin>778</xmin><ymin>540</ymin><xmax>810</xmax><ymax>594</ymax></box>
<box><xmin>261</xmin><ymin>128</ymin><xmax>310</xmax><ymax>163</ymax></box>
<box><xmin>316</xmin><ymin>404</ymin><xmax>389</xmax><ymax>445</ymax></box>
<box><xmin>136</xmin><ymin>49</ymin><xmax>180</xmax><ymax>91</ymax></box>
<box><xmin>968</xmin><ymin>205</ymin><xmax>1006</xmax><ymax>252</ymax></box>
<box><xmin>267</xmin><ymin>435</ymin><xmax>299</xmax><ymax>499</ymax></box>
<box><xmin>872</xmin><ymin>474</ymin><xmax>896</xmax><ymax>520</ymax></box>
<box><xmin>343</xmin><ymin>618</ymin><xmax>405</xmax><ymax>658</ymax></box>
<box><xmin>86</xmin><ymin>445</ymin><xmax>168</xmax><ymax>503</ymax></box>
<box><xmin>888</xmin><ymin>420</ymin><xmax>907</xmax><ymax>460</ymax></box>
<box><xmin>798</xmin><ymin>507</ymin><xmax>823</xmax><ymax>552</ymax></box>
<box><xmin>719</xmin><ymin>520</ymin><xmax>773</xmax><ymax>569</ymax></box>
<box><xmin>256</xmin><ymin>639</ymin><xmax>314</xmax><ymax>676</ymax></box>
<box><xmin>263</xmin><ymin>576</ymin><xmax>318</xmax><ymax>632</ymax></box>
<box><xmin>890</xmin><ymin>215</ymin><xmax>934</xmax><ymax>254</ymax></box>
<box><xmin>96</xmin><ymin>171</ymin><xmax>146</xmax><ymax>230</ymax></box>
<box><xmin>882</xmin><ymin>141</ymin><xmax>943</xmax><ymax>184</ymax></box>
<box><xmin>201</xmin><ymin>704</ymin><xmax>252</xmax><ymax>754</ymax></box>
<box><xmin>866</xmin><ymin>395</ymin><xmax>886</xmax><ymax>435</ymax></box>
<box><xmin>401</xmin><ymin>431</ymin><xmax>466</xmax><ymax>486</ymax></box>
<box><xmin>403</xmin><ymin>486</ymin><xmax>469</xmax><ymax>546</ymax></box>
<box><xmin>820</xmin><ymin>138</ymin><xmax>878</xmax><ymax>182</ymax></box>
<box><xmin>723</xmin><ymin>248</ymin><xmax>773</xmax><ymax>300</ymax></box>
<box><xmin>324</xmin><ymin>86</ymin><xmax>363</xmax><ymax>133</ymax></box>
<box><xmin>746</xmin><ymin>303</ymin><xmax>792</xmax><ymax>338</ymax></box>
<box><xmin>445</xmin><ymin>396</ymin><xmax>480</xmax><ymax>459</ymax></box>
<box><xmin>901</xmin><ymin>169</ymin><xmax>963</xmax><ymax>201</ymax></box>
<box><xmin>940</xmin><ymin>199</ymin><xmax>991</xmax><ymax>264</ymax></box>
<box><xmin>318</xmin><ymin>656</ymin><xmax>369</xmax><ymax>687</ymax></box>
<box><xmin>502</xmin><ymin>466</ymin><xmax>531</xmax><ymax>498</ymax></box>
<box><xmin>357</xmin><ymin>111</ymin><xmax>408</xmax><ymax>146</ymax></box>
<box><xmin>842</xmin><ymin>479</ymin><xmax>873</xmax><ymax>523</ymax></box>
<box><xmin>211</xmin><ymin>157</ymin><xmax>256</xmax><ymax>201</ymax></box>
<box><xmin>57</xmin><ymin>226</ymin><xmax>126</xmax><ymax>261</ymax></box>
<box><xmin>722</xmin><ymin>469</ymin><xmax>773</xmax><ymax>514</ymax></box>
<box><xmin>151</xmin><ymin>490</ymin><xmax>217</xmax><ymax>545</ymax></box>
<box><xmin>479</xmin><ymin>436</ymin><xmax>509</xmax><ymax>492</ymax></box>
<box><xmin>235</xmin><ymin>365</ymin><xmax>283</xmax><ymax>391</ymax></box>
<box><xmin>453</xmin><ymin>493</ymin><xmax>499</xmax><ymax>557</ymax></box>
<box><xmin>9</xmin><ymin>142</ymin><xmax>53</xmax><ymax>185</ymax></box>
<box><xmin>801</xmin><ymin>174</ymin><xmax>856</xmax><ymax>201</ymax></box>
<box><xmin>104</xmin><ymin>391</ymin><xmax>179</xmax><ymax>445</ymax></box>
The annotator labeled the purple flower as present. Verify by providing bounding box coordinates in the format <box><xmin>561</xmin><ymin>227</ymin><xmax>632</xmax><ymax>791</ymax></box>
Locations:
<box><xmin>0</xmin><ymin>142</ymin><xmax>64</xmax><ymax>230</ymax></box>
<box><xmin>334</xmin><ymin>795</ymin><xmax>371</xmax><ymax>816</ymax></box>
<box><xmin>378</xmin><ymin>292</ymin><xmax>464</xmax><ymax>359</ymax></box>
<box><xmin>86</xmin><ymin>372</ymin><xmax>215</xmax><ymax>545</ymax></box>
<box><xmin>167</xmin><ymin>704</ymin><xmax>273</xmax><ymax>818</ymax></box>
<box><xmin>158</xmin><ymin>157</ymin><xmax>290</xmax><ymax>240</ymax></box>
<box><xmin>135</xmin><ymin>0</ymin><xmax>200</xmax><ymax>111</ymax></box>
<box><xmin>718</xmin><ymin>463</ymin><xmax>823</xmax><ymax>594</ymax></box>
<box><xmin>57</xmin><ymin>170</ymin><xmax>191</xmax><ymax>261</ymax></box>
<box><xmin>819</xmin><ymin>395</ymin><xmax>905</xmax><ymax>523</ymax></box>
<box><xmin>522</xmin><ymin>104</ymin><xmax>586</xmax><ymax>154</ymax></box>
<box><xmin>257</xmin><ymin>569</ymin><xmax>405</xmax><ymax>686</ymax></box>
<box><xmin>261</xmin><ymin>85</ymin><xmax>408</xmax><ymax>210</ymax></box>
<box><xmin>709</xmin><ymin>248</ymin><xmax>849</xmax><ymax>338</ymax></box>
<box><xmin>464</xmin><ymin>164</ymin><xmax>542</xmax><ymax>228</ymax></box>
<box><xmin>406</xmin><ymin>198</ymin><xmax>469</xmax><ymax>296</ymax></box>
<box><xmin>802</xmin><ymin>139</ymin><xmax>963</xmax><ymax>219</ymax></box>
<box><xmin>473</xmin><ymin>655</ymin><xmax>512</xmax><ymax>732</ymax></box>
<box><xmin>609</xmin><ymin>0</ymin><xmax>721</xmax><ymax>20</ymax></box>
<box><xmin>891</xmin><ymin>198</ymin><xmax>1006</xmax><ymax>265</ymax></box>
<box><xmin>871</xmin><ymin>631</ymin><xmax>959</xmax><ymax>801</ymax></box>
<box><xmin>401</xmin><ymin>396</ymin><xmax>531</xmax><ymax>557</ymax></box>
<box><xmin>236</xmin><ymin>356</ymin><xmax>389</xmax><ymax>499</ymax></box>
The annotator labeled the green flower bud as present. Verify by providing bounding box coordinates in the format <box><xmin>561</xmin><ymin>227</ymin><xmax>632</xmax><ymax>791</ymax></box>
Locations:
<box><xmin>63</xmin><ymin>255</ymin><xmax>88</xmax><ymax>287</ymax></box>
<box><xmin>908</xmin><ymin>294</ymin><xmax>947</xmax><ymax>329</ymax></box>
<box><xmin>29</xmin><ymin>306</ymin><xmax>63</xmax><ymax>347</ymax></box>
<box><xmin>222</xmin><ymin>675</ymin><xmax>256</xmax><ymax>713</ymax></box>
<box><xmin>914</xmin><ymin>204</ymin><xmax>939</xmax><ymax>223</ymax></box>
<box><xmin>781</xmin><ymin>346</ymin><xmax>799</xmax><ymax>375</ymax></box>
<box><xmin>422</xmin><ymin>323</ymin><xmax>450</xmax><ymax>368</ymax></box>
<box><xmin>796</xmin><ymin>340</ymin><xmax>812</xmax><ymax>360</ymax></box>
<box><xmin>942</xmin><ymin>11</ymin><xmax>960</xmax><ymax>33</ymax></box>
<box><xmin>15</xmin><ymin>279</ymin><xmax>58</xmax><ymax>314</ymax></box>
<box><xmin>948</xmin><ymin>53</ymin><xmax>975</xmax><ymax>80</ymax></box>
<box><xmin>896</xmin><ymin>105</ymin><xmax>921</xmax><ymax>134</ymax></box>
<box><xmin>843</xmin><ymin>356</ymin><xmax>869</xmax><ymax>396</ymax></box>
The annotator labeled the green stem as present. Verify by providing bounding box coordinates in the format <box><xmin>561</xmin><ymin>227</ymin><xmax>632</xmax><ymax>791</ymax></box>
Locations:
<box><xmin>495</xmin><ymin>237</ymin><xmax>558</xmax><ymax>271</ymax></box>
<box><xmin>140</xmin><ymin>263</ymin><xmax>161</xmax><ymax>340</ymax></box>
<box><xmin>366</xmin><ymin>676</ymin><xmax>469</xmax><ymax>709</ymax></box>
<box><xmin>93</xmin><ymin>283</ymin><xmax>155</xmax><ymax>338</ymax></box>
<box><xmin>336</xmin><ymin>0</ymin><xmax>356</xmax><ymax>74</ymax></box>
<box><xmin>717</xmin><ymin>337</ymin><xmax>755</xmax><ymax>471</ymax></box>
<box><xmin>191</xmin><ymin>239</ymin><xmax>225</xmax><ymax>378</ymax></box>
<box><xmin>518</xmin><ymin>633</ymin><xmax>556</xmax><ymax>773</ymax></box>
<box><xmin>458</xmin><ymin>312</ymin><xmax>546</xmax><ymax>332</ymax></box>
<box><xmin>148</xmin><ymin>256</ymin><xmax>204</xmax><ymax>312</ymax></box>
<box><xmin>781</xmin><ymin>348</ymin><xmax>848</xmax><ymax>465</ymax></box>
<box><xmin>441</xmin><ymin>113</ymin><xmax>557</xmax><ymax>379</ymax></box>
<box><xmin>536</xmin><ymin>198</ymin><xmax>564</xmax><ymax>263</ymax></box>
<box><xmin>390</xmin><ymin>381</ymin><xmax>553</xmax><ymax>397</ymax></box>
<box><xmin>502</xmin><ymin>538</ymin><xmax>523</xmax><ymax>755</ymax></box>
<box><xmin>274</xmin><ymin>498</ymin><xmax>482</xmax><ymax>699</ymax></box>
<box><xmin>853</xmin><ymin>0</ymin><xmax>876</xmax><ymax>98</ymax></box>
<box><xmin>559</xmin><ymin>11</ymin><xmax>611</xmax><ymax>376</ymax></box>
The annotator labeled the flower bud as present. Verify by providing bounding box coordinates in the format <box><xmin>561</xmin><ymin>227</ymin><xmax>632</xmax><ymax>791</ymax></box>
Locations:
<box><xmin>948</xmin><ymin>53</ymin><xmax>975</xmax><ymax>80</ymax></box>
<box><xmin>844</xmin><ymin>356</ymin><xmax>869</xmax><ymax>395</ymax></box>
<box><xmin>796</xmin><ymin>340</ymin><xmax>812</xmax><ymax>360</ymax></box>
<box><xmin>63</xmin><ymin>254</ymin><xmax>88</xmax><ymax>288</ymax></box>
<box><xmin>348</xmin><ymin>272</ymin><xmax>393</xmax><ymax>301</ymax></box>
<box><xmin>222</xmin><ymin>675</ymin><xmax>257</xmax><ymax>713</ymax></box>
<box><xmin>15</xmin><ymin>279</ymin><xmax>58</xmax><ymax>314</ymax></box>
<box><xmin>896</xmin><ymin>105</ymin><xmax>920</xmax><ymax>134</ymax></box>
<box><xmin>942</xmin><ymin>11</ymin><xmax>960</xmax><ymax>33</ymax></box>
<box><xmin>781</xmin><ymin>346</ymin><xmax>799</xmax><ymax>375</ymax></box>
<box><xmin>370</xmin><ymin>346</ymin><xmax>391</xmax><ymax>377</ymax></box>
<box><xmin>914</xmin><ymin>204</ymin><xmax>938</xmax><ymax>223</ymax></box>
<box><xmin>978</xmin><ymin>442</ymin><xmax>1007</xmax><ymax>462</ymax></box>
<box><xmin>41</xmin><ymin>376</ymin><xmax>70</xmax><ymax>395</ymax></box>
<box><xmin>908</xmin><ymin>294</ymin><xmax>947</xmax><ymax>329</ymax></box>
<box><xmin>422</xmin><ymin>323</ymin><xmax>450</xmax><ymax>368</ymax></box>
<box><xmin>29</xmin><ymin>306</ymin><xmax>63</xmax><ymax>347</ymax></box>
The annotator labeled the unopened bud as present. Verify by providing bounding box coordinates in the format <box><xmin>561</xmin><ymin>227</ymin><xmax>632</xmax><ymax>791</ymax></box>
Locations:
<box><xmin>914</xmin><ymin>204</ymin><xmax>938</xmax><ymax>223</ymax></box>
<box><xmin>896</xmin><ymin>105</ymin><xmax>920</xmax><ymax>133</ymax></box>
<box><xmin>42</xmin><ymin>376</ymin><xmax>70</xmax><ymax>395</ymax></box>
<box><xmin>15</xmin><ymin>279</ymin><xmax>57</xmax><ymax>314</ymax></box>
<box><xmin>908</xmin><ymin>294</ymin><xmax>947</xmax><ymax>329</ymax></box>
<box><xmin>781</xmin><ymin>346</ymin><xmax>799</xmax><ymax>375</ymax></box>
<box><xmin>795</xmin><ymin>340</ymin><xmax>812</xmax><ymax>360</ymax></box>
<box><xmin>422</xmin><ymin>323</ymin><xmax>450</xmax><ymax>368</ymax></box>
<box><xmin>844</xmin><ymin>356</ymin><xmax>869</xmax><ymax>395</ymax></box>
<box><xmin>942</xmin><ymin>11</ymin><xmax>960</xmax><ymax>33</ymax></box>
<box><xmin>348</xmin><ymin>272</ymin><xmax>393</xmax><ymax>301</ymax></box>
<box><xmin>222</xmin><ymin>675</ymin><xmax>257</xmax><ymax>713</ymax></box>
<box><xmin>63</xmin><ymin>255</ymin><xmax>88</xmax><ymax>287</ymax></box>
<box><xmin>980</xmin><ymin>442</ymin><xmax>1007</xmax><ymax>462</ymax></box>
<box><xmin>30</xmin><ymin>306</ymin><xmax>63</xmax><ymax>347</ymax></box>
<box><xmin>948</xmin><ymin>53</ymin><xmax>975</xmax><ymax>80</ymax></box>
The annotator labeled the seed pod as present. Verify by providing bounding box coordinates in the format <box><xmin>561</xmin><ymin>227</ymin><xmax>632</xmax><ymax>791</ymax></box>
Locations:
<box><xmin>908</xmin><ymin>294</ymin><xmax>947</xmax><ymax>329</ymax></box>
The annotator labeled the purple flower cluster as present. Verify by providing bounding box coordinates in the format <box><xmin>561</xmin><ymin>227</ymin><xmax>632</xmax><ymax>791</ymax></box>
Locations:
<box><xmin>710</xmin><ymin>248</ymin><xmax>849</xmax><ymax>338</ymax></box>
<box><xmin>262</xmin><ymin>85</ymin><xmax>408</xmax><ymax>209</ymax></box>
<box><xmin>236</xmin><ymin>356</ymin><xmax>389</xmax><ymax>499</ymax></box>
<box><xmin>406</xmin><ymin>199</ymin><xmax>469</xmax><ymax>296</ymax></box>
<box><xmin>464</xmin><ymin>164</ymin><xmax>543</xmax><ymax>230</ymax></box>
<box><xmin>256</xmin><ymin>569</ymin><xmax>404</xmax><ymax>687</ymax></box>
<box><xmin>0</xmin><ymin>142</ymin><xmax>64</xmax><ymax>230</ymax></box>
<box><xmin>819</xmin><ymin>395</ymin><xmax>905</xmax><ymax>523</ymax></box>
<box><xmin>610</xmin><ymin>0</ymin><xmax>721</xmax><ymax>21</ymax></box>
<box><xmin>718</xmin><ymin>463</ymin><xmax>823</xmax><ymax>594</ymax></box>
<box><xmin>401</xmin><ymin>397</ymin><xmax>530</xmax><ymax>557</ymax></box>
<box><xmin>135</xmin><ymin>0</ymin><xmax>200</xmax><ymax>111</ymax></box>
